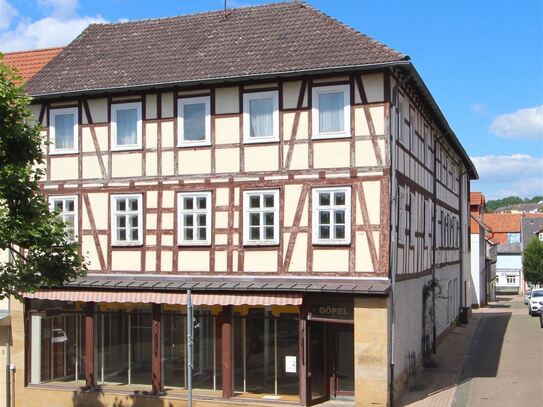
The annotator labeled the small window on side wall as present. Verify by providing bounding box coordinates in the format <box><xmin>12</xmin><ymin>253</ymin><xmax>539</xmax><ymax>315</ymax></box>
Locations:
<box><xmin>111</xmin><ymin>194</ymin><xmax>143</xmax><ymax>246</ymax></box>
<box><xmin>312</xmin><ymin>187</ymin><xmax>351</xmax><ymax>245</ymax></box>
<box><xmin>177</xmin><ymin>192</ymin><xmax>211</xmax><ymax>246</ymax></box>
<box><xmin>111</xmin><ymin>102</ymin><xmax>142</xmax><ymax>150</ymax></box>
<box><xmin>49</xmin><ymin>195</ymin><xmax>78</xmax><ymax>241</ymax></box>
<box><xmin>312</xmin><ymin>84</ymin><xmax>350</xmax><ymax>139</ymax></box>
<box><xmin>50</xmin><ymin>107</ymin><xmax>78</xmax><ymax>154</ymax></box>
<box><xmin>243</xmin><ymin>91</ymin><xmax>279</xmax><ymax>143</ymax></box>
<box><xmin>177</xmin><ymin>96</ymin><xmax>211</xmax><ymax>147</ymax></box>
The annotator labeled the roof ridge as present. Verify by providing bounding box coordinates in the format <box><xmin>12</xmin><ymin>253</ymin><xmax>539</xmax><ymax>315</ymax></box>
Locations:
<box><xmin>89</xmin><ymin>0</ymin><xmax>294</xmax><ymax>28</ymax></box>
<box><xmin>3</xmin><ymin>46</ymin><xmax>64</xmax><ymax>55</ymax></box>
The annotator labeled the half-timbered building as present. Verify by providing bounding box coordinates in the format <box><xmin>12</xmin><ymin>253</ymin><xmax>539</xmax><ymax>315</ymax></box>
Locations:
<box><xmin>7</xmin><ymin>2</ymin><xmax>477</xmax><ymax>406</ymax></box>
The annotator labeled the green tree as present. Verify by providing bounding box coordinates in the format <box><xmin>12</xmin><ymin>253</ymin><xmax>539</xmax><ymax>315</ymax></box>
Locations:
<box><xmin>0</xmin><ymin>55</ymin><xmax>86</xmax><ymax>299</ymax></box>
<box><xmin>523</xmin><ymin>236</ymin><xmax>543</xmax><ymax>285</ymax></box>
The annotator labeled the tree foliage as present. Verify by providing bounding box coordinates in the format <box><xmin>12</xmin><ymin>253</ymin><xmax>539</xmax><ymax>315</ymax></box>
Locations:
<box><xmin>485</xmin><ymin>196</ymin><xmax>543</xmax><ymax>213</ymax></box>
<box><xmin>0</xmin><ymin>55</ymin><xmax>86</xmax><ymax>299</ymax></box>
<box><xmin>523</xmin><ymin>236</ymin><xmax>543</xmax><ymax>285</ymax></box>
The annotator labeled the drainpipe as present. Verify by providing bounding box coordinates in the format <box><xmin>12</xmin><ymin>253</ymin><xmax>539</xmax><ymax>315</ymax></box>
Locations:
<box><xmin>458</xmin><ymin>169</ymin><xmax>469</xmax><ymax>312</ymax></box>
<box><xmin>390</xmin><ymin>71</ymin><xmax>411</xmax><ymax>407</ymax></box>
<box><xmin>187</xmin><ymin>289</ymin><xmax>193</xmax><ymax>407</ymax></box>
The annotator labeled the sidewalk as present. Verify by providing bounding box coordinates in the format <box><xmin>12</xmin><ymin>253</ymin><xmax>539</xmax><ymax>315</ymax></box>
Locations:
<box><xmin>397</xmin><ymin>309</ymin><xmax>482</xmax><ymax>407</ymax></box>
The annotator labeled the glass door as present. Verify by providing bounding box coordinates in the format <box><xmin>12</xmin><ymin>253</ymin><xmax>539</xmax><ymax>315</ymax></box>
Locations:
<box><xmin>332</xmin><ymin>325</ymin><xmax>354</xmax><ymax>397</ymax></box>
<box><xmin>308</xmin><ymin>322</ymin><xmax>328</xmax><ymax>404</ymax></box>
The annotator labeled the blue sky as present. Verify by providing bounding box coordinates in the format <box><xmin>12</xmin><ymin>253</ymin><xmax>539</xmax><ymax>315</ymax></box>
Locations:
<box><xmin>1</xmin><ymin>0</ymin><xmax>542</xmax><ymax>200</ymax></box>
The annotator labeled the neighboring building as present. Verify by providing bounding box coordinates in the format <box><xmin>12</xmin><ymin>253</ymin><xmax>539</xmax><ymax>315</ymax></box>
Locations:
<box><xmin>494</xmin><ymin>201</ymin><xmax>543</xmax><ymax>214</ymax></box>
<box><xmin>485</xmin><ymin>213</ymin><xmax>543</xmax><ymax>294</ymax></box>
<box><xmin>1</xmin><ymin>47</ymin><xmax>62</xmax><ymax>407</ymax></box>
<box><xmin>469</xmin><ymin>192</ymin><xmax>496</xmax><ymax>306</ymax></box>
<box><xmin>6</xmin><ymin>3</ymin><xmax>476</xmax><ymax>406</ymax></box>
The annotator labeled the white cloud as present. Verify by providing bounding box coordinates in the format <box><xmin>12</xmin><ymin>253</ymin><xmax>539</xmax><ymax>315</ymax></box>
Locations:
<box><xmin>471</xmin><ymin>154</ymin><xmax>543</xmax><ymax>197</ymax></box>
<box><xmin>470</xmin><ymin>103</ymin><xmax>487</xmax><ymax>115</ymax></box>
<box><xmin>0</xmin><ymin>0</ymin><xmax>17</xmax><ymax>30</ymax></box>
<box><xmin>0</xmin><ymin>0</ymin><xmax>105</xmax><ymax>52</ymax></box>
<box><xmin>490</xmin><ymin>105</ymin><xmax>543</xmax><ymax>140</ymax></box>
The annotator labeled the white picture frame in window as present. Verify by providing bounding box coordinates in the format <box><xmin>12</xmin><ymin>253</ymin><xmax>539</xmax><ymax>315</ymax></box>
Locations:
<box><xmin>177</xmin><ymin>191</ymin><xmax>212</xmax><ymax>246</ymax></box>
<box><xmin>110</xmin><ymin>194</ymin><xmax>143</xmax><ymax>246</ymax></box>
<box><xmin>49</xmin><ymin>107</ymin><xmax>79</xmax><ymax>154</ymax></box>
<box><xmin>177</xmin><ymin>96</ymin><xmax>211</xmax><ymax>147</ymax></box>
<box><xmin>48</xmin><ymin>195</ymin><xmax>79</xmax><ymax>241</ymax></box>
<box><xmin>243</xmin><ymin>189</ymin><xmax>280</xmax><ymax>246</ymax></box>
<box><xmin>243</xmin><ymin>91</ymin><xmax>279</xmax><ymax>144</ymax></box>
<box><xmin>311</xmin><ymin>84</ymin><xmax>351</xmax><ymax>139</ymax></box>
<box><xmin>312</xmin><ymin>187</ymin><xmax>352</xmax><ymax>245</ymax></box>
<box><xmin>111</xmin><ymin>102</ymin><xmax>143</xmax><ymax>151</ymax></box>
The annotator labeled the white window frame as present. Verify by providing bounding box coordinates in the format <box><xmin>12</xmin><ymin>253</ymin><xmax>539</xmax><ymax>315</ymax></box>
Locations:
<box><xmin>177</xmin><ymin>96</ymin><xmax>211</xmax><ymax>147</ymax></box>
<box><xmin>243</xmin><ymin>91</ymin><xmax>279</xmax><ymax>144</ymax></box>
<box><xmin>49</xmin><ymin>107</ymin><xmax>79</xmax><ymax>154</ymax></box>
<box><xmin>312</xmin><ymin>187</ymin><xmax>352</xmax><ymax>245</ymax></box>
<box><xmin>48</xmin><ymin>195</ymin><xmax>79</xmax><ymax>241</ymax></box>
<box><xmin>243</xmin><ymin>189</ymin><xmax>280</xmax><ymax>246</ymax></box>
<box><xmin>111</xmin><ymin>194</ymin><xmax>143</xmax><ymax>246</ymax></box>
<box><xmin>111</xmin><ymin>102</ymin><xmax>143</xmax><ymax>151</ymax></box>
<box><xmin>177</xmin><ymin>192</ymin><xmax>212</xmax><ymax>246</ymax></box>
<box><xmin>311</xmin><ymin>84</ymin><xmax>351</xmax><ymax>139</ymax></box>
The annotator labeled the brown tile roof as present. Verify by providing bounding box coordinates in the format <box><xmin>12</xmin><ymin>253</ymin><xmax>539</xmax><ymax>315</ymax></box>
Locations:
<box><xmin>26</xmin><ymin>1</ymin><xmax>407</xmax><ymax>96</ymax></box>
<box><xmin>3</xmin><ymin>47</ymin><xmax>63</xmax><ymax>81</ymax></box>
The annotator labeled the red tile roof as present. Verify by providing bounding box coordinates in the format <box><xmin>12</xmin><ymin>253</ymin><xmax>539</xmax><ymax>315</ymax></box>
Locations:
<box><xmin>470</xmin><ymin>192</ymin><xmax>485</xmax><ymax>207</ymax></box>
<box><xmin>3</xmin><ymin>47</ymin><xmax>63</xmax><ymax>81</ymax></box>
<box><xmin>484</xmin><ymin>213</ymin><xmax>543</xmax><ymax>244</ymax></box>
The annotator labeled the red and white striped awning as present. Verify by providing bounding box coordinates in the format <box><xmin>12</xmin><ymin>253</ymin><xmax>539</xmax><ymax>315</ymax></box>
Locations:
<box><xmin>23</xmin><ymin>290</ymin><xmax>302</xmax><ymax>306</ymax></box>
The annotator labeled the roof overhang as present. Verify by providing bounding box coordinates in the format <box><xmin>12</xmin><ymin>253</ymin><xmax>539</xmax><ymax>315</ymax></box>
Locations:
<box><xmin>0</xmin><ymin>312</ymin><xmax>10</xmax><ymax>327</ymax></box>
<box><xmin>471</xmin><ymin>214</ymin><xmax>492</xmax><ymax>233</ymax></box>
<box><xmin>45</xmin><ymin>274</ymin><xmax>391</xmax><ymax>295</ymax></box>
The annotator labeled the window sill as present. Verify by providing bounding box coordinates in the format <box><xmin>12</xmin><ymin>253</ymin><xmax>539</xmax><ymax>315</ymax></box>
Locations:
<box><xmin>243</xmin><ymin>137</ymin><xmax>279</xmax><ymax>145</ymax></box>
<box><xmin>111</xmin><ymin>145</ymin><xmax>142</xmax><ymax>152</ymax></box>
<box><xmin>311</xmin><ymin>133</ymin><xmax>351</xmax><ymax>140</ymax></box>
<box><xmin>177</xmin><ymin>141</ymin><xmax>211</xmax><ymax>148</ymax></box>
<box><xmin>112</xmin><ymin>242</ymin><xmax>144</xmax><ymax>248</ymax></box>
<box><xmin>243</xmin><ymin>242</ymin><xmax>280</xmax><ymax>248</ymax></box>
<box><xmin>49</xmin><ymin>149</ymin><xmax>79</xmax><ymax>155</ymax></box>
<box><xmin>312</xmin><ymin>241</ymin><xmax>352</xmax><ymax>247</ymax></box>
<box><xmin>177</xmin><ymin>242</ymin><xmax>212</xmax><ymax>247</ymax></box>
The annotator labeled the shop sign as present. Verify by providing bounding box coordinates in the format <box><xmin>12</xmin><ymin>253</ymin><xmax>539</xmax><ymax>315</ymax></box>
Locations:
<box><xmin>284</xmin><ymin>356</ymin><xmax>297</xmax><ymax>373</ymax></box>
<box><xmin>308</xmin><ymin>302</ymin><xmax>353</xmax><ymax>320</ymax></box>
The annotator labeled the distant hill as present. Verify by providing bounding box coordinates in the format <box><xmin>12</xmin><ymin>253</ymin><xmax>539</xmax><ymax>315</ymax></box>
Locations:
<box><xmin>486</xmin><ymin>196</ymin><xmax>543</xmax><ymax>213</ymax></box>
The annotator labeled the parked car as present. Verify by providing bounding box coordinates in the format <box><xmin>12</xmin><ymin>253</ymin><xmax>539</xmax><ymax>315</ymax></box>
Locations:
<box><xmin>528</xmin><ymin>289</ymin><xmax>543</xmax><ymax>316</ymax></box>
<box><xmin>524</xmin><ymin>290</ymin><xmax>532</xmax><ymax>305</ymax></box>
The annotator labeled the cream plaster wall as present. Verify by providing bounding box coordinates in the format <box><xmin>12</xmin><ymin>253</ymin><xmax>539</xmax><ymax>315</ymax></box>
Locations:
<box><xmin>215</xmin><ymin>87</ymin><xmax>239</xmax><ymax>114</ymax></box>
<box><xmin>50</xmin><ymin>157</ymin><xmax>78</xmax><ymax>180</ymax></box>
<box><xmin>179</xmin><ymin>150</ymin><xmax>211</xmax><ymax>175</ymax></box>
<box><xmin>313</xmin><ymin>141</ymin><xmax>350</xmax><ymax>169</ymax></box>
<box><xmin>111</xmin><ymin>250</ymin><xmax>141</xmax><ymax>272</ymax></box>
<box><xmin>178</xmin><ymin>251</ymin><xmax>210</xmax><ymax>272</ymax></box>
<box><xmin>313</xmin><ymin>249</ymin><xmax>349</xmax><ymax>272</ymax></box>
<box><xmin>215</xmin><ymin>117</ymin><xmax>240</xmax><ymax>144</ymax></box>
<box><xmin>244</xmin><ymin>145</ymin><xmax>279</xmax><ymax>172</ymax></box>
<box><xmin>244</xmin><ymin>250</ymin><xmax>278</xmax><ymax>272</ymax></box>
<box><xmin>112</xmin><ymin>153</ymin><xmax>142</xmax><ymax>178</ymax></box>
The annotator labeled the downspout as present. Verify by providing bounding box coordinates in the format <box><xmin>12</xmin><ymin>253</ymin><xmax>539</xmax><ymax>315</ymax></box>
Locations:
<box><xmin>458</xmin><ymin>169</ymin><xmax>470</xmax><ymax>312</ymax></box>
<box><xmin>390</xmin><ymin>71</ymin><xmax>411</xmax><ymax>407</ymax></box>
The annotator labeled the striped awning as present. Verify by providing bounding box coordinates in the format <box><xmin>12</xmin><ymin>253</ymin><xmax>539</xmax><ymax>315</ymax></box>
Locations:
<box><xmin>23</xmin><ymin>290</ymin><xmax>302</xmax><ymax>306</ymax></box>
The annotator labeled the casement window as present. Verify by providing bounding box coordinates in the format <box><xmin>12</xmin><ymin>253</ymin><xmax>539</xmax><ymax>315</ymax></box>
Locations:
<box><xmin>312</xmin><ymin>187</ymin><xmax>351</xmax><ymax>245</ymax></box>
<box><xmin>177</xmin><ymin>192</ymin><xmax>211</xmax><ymax>245</ymax></box>
<box><xmin>243</xmin><ymin>190</ymin><xmax>279</xmax><ymax>245</ymax></box>
<box><xmin>49</xmin><ymin>195</ymin><xmax>78</xmax><ymax>241</ymax></box>
<box><xmin>243</xmin><ymin>91</ymin><xmax>279</xmax><ymax>143</ymax></box>
<box><xmin>111</xmin><ymin>194</ymin><xmax>143</xmax><ymax>246</ymax></box>
<box><xmin>312</xmin><ymin>84</ymin><xmax>351</xmax><ymax>139</ymax></box>
<box><xmin>111</xmin><ymin>102</ymin><xmax>142</xmax><ymax>150</ymax></box>
<box><xmin>507</xmin><ymin>232</ymin><xmax>520</xmax><ymax>244</ymax></box>
<box><xmin>49</xmin><ymin>107</ymin><xmax>78</xmax><ymax>154</ymax></box>
<box><xmin>177</xmin><ymin>96</ymin><xmax>211</xmax><ymax>146</ymax></box>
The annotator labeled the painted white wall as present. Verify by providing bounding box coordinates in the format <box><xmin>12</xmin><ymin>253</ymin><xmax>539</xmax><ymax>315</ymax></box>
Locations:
<box><xmin>496</xmin><ymin>254</ymin><xmax>521</xmax><ymax>270</ymax></box>
<box><xmin>434</xmin><ymin>265</ymin><xmax>460</xmax><ymax>336</ymax></box>
<box><xmin>469</xmin><ymin>231</ymin><xmax>486</xmax><ymax>306</ymax></box>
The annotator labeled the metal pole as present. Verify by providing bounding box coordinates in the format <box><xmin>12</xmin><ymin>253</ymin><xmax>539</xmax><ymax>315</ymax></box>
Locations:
<box><xmin>187</xmin><ymin>290</ymin><xmax>193</xmax><ymax>407</ymax></box>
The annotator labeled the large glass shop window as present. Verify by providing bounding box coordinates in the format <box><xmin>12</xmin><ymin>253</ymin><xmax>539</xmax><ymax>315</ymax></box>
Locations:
<box><xmin>161</xmin><ymin>307</ymin><xmax>221</xmax><ymax>392</ymax></box>
<box><xmin>95</xmin><ymin>305</ymin><xmax>152</xmax><ymax>388</ymax></box>
<box><xmin>29</xmin><ymin>301</ymin><xmax>85</xmax><ymax>385</ymax></box>
<box><xmin>232</xmin><ymin>307</ymin><xmax>299</xmax><ymax>399</ymax></box>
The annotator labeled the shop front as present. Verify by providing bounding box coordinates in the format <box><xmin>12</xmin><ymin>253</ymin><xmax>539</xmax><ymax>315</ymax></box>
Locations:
<box><xmin>18</xmin><ymin>281</ymin><xmax>389</xmax><ymax>407</ymax></box>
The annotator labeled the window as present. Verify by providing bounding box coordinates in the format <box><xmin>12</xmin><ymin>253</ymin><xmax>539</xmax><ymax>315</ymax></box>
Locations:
<box><xmin>312</xmin><ymin>85</ymin><xmax>350</xmax><ymax>139</ymax></box>
<box><xmin>506</xmin><ymin>275</ymin><xmax>517</xmax><ymax>285</ymax></box>
<box><xmin>507</xmin><ymin>233</ymin><xmax>521</xmax><ymax>244</ymax></box>
<box><xmin>243</xmin><ymin>91</ymin><xmax>279</xmax><ymax>143</ymax></box>
<box><xmin>49</xmin><ymin>107</ymin><xmax>78</xmax><ymax>154</ymax></box>
<box><xmin>177</xmin><ymin>192</ymin><xmax>211</xmax><ymax>245</ymax></box>
<box><xmin>111</xmin><ymin>102</ymin><xmax>142</xmax><ymax>150</ymax></box>
<box><xmin>177</xmin><ymin>96</ymin><xmax>211</xmax><ymax>146</ymax></box>
<box><xmin>312</xmin><ymin>187</ymin><xmax>351</xmax><ymax>245</ymax></box>
<box><xmin>243</xmin><ymin>190</ymin><xmax>279</xmax><ymax>245</ymax></box>
<box><xmin>539</xmin><ymin>232</ymin><xmax>543</xmax><ymax>241</ymax></box>
<box><xmin>111</xmin><ymin>194</ymin><xmax>143</xmax><ymax>245</ymax></box>
<box><xmin>49</xmin><ymin>195</ymin><xmax>78</xmax><ymax>241</ymax></box>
